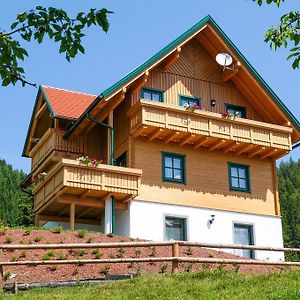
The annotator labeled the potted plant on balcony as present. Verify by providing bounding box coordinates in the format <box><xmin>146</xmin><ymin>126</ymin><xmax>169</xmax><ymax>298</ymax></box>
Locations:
<box><xmin>221</xmin><ymin>111</ymin><xmax>237</xmax><ymax>120</ymax></box>
<box><xmin>183</xmin><ymin>103</ymin><xmax>201</xmax><ymax>112</ymax></box>
<box><xmin>37</xmin><ymin>172</ymin><xmax>47</xmax><ymax>182</ymax></box>
<box><xmin>77</xmin><ymin>156</ymin><xmax>102</xmax><ymax>167</ymax></box>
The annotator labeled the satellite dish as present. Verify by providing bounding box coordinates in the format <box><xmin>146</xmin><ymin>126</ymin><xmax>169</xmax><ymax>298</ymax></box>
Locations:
<box><xmin>216</xmin><ymin>53</ymin><xmax>233</xmax><ymax>71</ymax></box>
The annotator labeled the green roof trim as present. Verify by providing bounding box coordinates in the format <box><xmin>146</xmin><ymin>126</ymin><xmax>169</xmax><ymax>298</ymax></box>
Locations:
<box><xmin>64</xmin><ymin>15</ymin><xmax>299</xmax><ymax>139</ymax></box>
<box><xmin>22</xmin><ymin>85</ymin><xmax>56</xmax><ymax>157</ymax></box>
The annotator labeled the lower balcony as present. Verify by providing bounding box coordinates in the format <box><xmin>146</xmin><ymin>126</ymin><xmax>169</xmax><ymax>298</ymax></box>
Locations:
<box><xmin>33</xmin><ymin>159</ymin><xmax>142</xmax><ymax>225</ymax></box>
<box><xmin>129</xmin><ymin>100</ymin><xmax>292</xmax><ymax>159</ymax></box>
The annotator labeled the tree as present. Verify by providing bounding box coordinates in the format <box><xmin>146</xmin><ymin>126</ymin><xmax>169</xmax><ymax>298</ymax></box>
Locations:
<box><xmin>0</xmin><ymin>6</ymin><xmax>112</xmax><ymax>87</ymax></box>
<box><xmin>253</xmin><ymin>0</ymin><xmax>300</xmax><ymax>69</ymax></box>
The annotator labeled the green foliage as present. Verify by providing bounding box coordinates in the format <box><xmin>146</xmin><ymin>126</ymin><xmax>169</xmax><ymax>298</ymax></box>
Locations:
<box><xmin>253</xmin><ymin>1</ymin><xmax>300</xmax><ymax>68</ymax></box>
<box><xmin>0</xmin><ymin>159</ymin><xmax>34</xmax><ymax>227</ymax></box>
<box><xmin>0</xmin><ymin>6</ymin><xmax>112</xmax><ymax>87</ymax></box>
<box><xmin>77</xmin><ymin>229</ymin><xmax>87</xmax><ymax>238</ymax></box>
<box><xmin>278</xmin><ymin>159</ymin><xmax>300</xmax><ymax>261</ymax></box>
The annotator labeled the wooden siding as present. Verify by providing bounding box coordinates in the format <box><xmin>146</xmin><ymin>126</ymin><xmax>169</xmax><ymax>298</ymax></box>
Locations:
<box><xmin>33</xmin><ymin>159</ymin><xmax>142</xmax><ymax>212</ymax></box>
<box><xmin>129</xmin><ymin>100</ymin><xmax>292</xmax><ymax>156</ymax></box>
<box><xmin>30</xmin><ymin>129</ymin><xmax>84</xmax><ymax>170</ymax></box>
<box><xmin>134</xmin><ymin>139</ymin><xmax>278</xmax><ymax>216</ymax></box>
<box><xmin>131</xmin><ymin>40</ymin><xmax>263</xmax><ymax>122</ymax></box>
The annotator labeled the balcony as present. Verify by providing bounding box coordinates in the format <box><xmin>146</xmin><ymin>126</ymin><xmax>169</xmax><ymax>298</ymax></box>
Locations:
<box><xmin>129</xmin><ymin>100</ymin><xmax>292</xmax><ymax>159</ymax></box>
<box><xmin>30</xmin><ymin>129</ymin><xmax>84</xmax><ymax>170</ymax></box>
<box><xmin>33</xmin><ymin>159</ymin><xmax>142</xmax><ymax>214</ymax></box>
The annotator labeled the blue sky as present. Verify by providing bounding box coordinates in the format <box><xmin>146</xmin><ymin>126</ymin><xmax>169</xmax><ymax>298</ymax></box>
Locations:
<box><xmin>0</xmin><ymin>0</ymin><xmax>299</xmax><ymax>172</ymax></box>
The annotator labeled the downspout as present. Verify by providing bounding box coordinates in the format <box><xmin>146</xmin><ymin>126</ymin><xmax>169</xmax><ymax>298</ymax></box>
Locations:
<box><xmin>85</xmin><ymin>113</ymin><xmax>115</xmax><ymax>166</ymax></box>
<box><xmin>292</xmin><ymin>142</ymin><xmax>300</xmax><ymax>150</ymax></box>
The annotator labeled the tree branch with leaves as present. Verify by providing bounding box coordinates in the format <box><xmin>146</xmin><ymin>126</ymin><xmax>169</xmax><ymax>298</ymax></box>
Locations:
<box><xmin>0</xmin><ymin>6</ymin><xmax>112</xmax><ymax>87</ymax></box>
<box><xmin>254</xmin><ymin>0</ymin><xmax>300</xmax><ymax>69</ymax></box>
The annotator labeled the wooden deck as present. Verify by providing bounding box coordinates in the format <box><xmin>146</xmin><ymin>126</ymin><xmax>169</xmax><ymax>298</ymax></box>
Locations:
<box><xmin>33</xmin><ymin>158</ymin><xmax>142</xmax><ymax>214</ymax></box>
<box><xmin>129</xmin><ymin>100</ymin><xmax>292</xmax><ymax>159</ymax></box>
<box><xmin>30</xmin><ymin>129</ymin><xmax>84</xmax><ymax>170</ymax></box>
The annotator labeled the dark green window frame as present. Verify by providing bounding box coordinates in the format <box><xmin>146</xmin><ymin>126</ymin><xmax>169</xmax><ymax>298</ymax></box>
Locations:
<box><xmin>165</xmin><ymin>216</ymin><xmax>187</xmax><ymax>241</ymax></box>
<box><xmin>115</xmin><ymin>152</ymin><xmax>127</xmax><ymax>167</ymax></box>
<box><xmin>228</xmin><ymin>162</ymin><xmax>251</xmax><ymax>193</ymax></box>
<box><xmin>225</xmin><ymin>104</ymin><xmax>246</xmax><ymax>118</ymax></box>
<box><xmin>179</xmin><ymin>95</ymin><xmax>201</xmax><ymax>108</ymax></box>
<box><xmin>233</xmin><ymin>223</ymin><xmax>254</xmax><ymax>259</ymax></box>
<box><xmin>141</xmin><ymin>87</ymin><xmax>164</xmax><ymax>102</ymax></box>
<box><xmin>162</xmin><ymin>152</ymin><xmax>186</xmax><ymax>184</ymax></box>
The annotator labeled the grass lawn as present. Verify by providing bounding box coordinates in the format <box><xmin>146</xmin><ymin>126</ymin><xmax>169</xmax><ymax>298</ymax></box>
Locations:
<box><xmin>3</xmin><ymin>269</ymin><xmax>300</xmax><ymax>300</ymax></box>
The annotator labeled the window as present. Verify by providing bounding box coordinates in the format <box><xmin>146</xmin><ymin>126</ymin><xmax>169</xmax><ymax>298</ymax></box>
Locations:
<box><xmin>179</xmin><ymin>95</ymin><xmax>201</xmax><ymax>107</ymax></box>
<box><xmin>233</xmin><ymin>223</ymin><xmax>254</xmax><ymax>258</ymax></box>
<box><xmin>141</xmin><ymin>88</ymin><xmax>163</xmax><ymax>102</ymax></box>
<box><xmin>165</xmin><ymin>216</ymin><xmax>187</xmax><ymax>241</ymax></box>
<box><xmin>225</xmin><ymin>104</ymin><xmax>246</xmax><ymax>118</ymax></box>
<box><xmin>115</xmin><ymin>152</ymin><xmax>126</xmax><ymax>167</ymax></box>
<box><xmin>162</xmin><ymin>152</ymin><xmax>186</xmax><ymax>184</ymax></box>
<box><xmin>228</xmin><ymin>163</ymin><xmax>250</xmax><ymax>193</ymax></box>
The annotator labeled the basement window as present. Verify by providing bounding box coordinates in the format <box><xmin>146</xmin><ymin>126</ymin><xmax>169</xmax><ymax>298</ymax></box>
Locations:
<box><xmin>141</xmin><ymin>88</ymin><xmax>163</xmax><ymax>102</ymax></box>
<box><xmin>165</xmin><ymin>216</ymin><xmax>187</xmax><ymax>241</ymax></box>
<box><xmin>228</xmin><ymin>163</ymin><xmax>251</xmax><ymax>193</ymax></box>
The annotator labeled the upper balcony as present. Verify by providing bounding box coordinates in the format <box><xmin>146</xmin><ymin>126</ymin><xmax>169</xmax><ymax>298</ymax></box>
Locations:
<box><xmin>33</xmin><ymin>158</ymin><xmax>142</xmax><ymax>215</ymax></box>
<box><xmin>128</xmin><ymin>100</ymin><xmax>292</xmax><ymax>159</ymax></box>
<box><xmin>29</xmin><ymin>128</ymin><xmax>84</xmax><ymax>170</ymax></box>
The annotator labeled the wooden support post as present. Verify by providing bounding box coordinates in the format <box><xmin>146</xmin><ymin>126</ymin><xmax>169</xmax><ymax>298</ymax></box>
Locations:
<box><xmin>172</xmin><ymin>242</ymin><xmax>179</xmax><ymax>274</ymax></box>
<box><xmin>0</xmin><ymin>265</ymin><xmax>3</xmax><ymax>292</ymax></box>
<box><xmin>70</xmin><ymin>203</ymin><xmax>75</xmax><ymax>231</ymax></box>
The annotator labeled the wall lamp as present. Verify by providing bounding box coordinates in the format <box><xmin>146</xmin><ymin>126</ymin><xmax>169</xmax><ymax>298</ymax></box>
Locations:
<box><xmin>210</xmin><ymin>99</ymin><xmax>216</xmax><ymax>107</ymax></box>
<box><xmin>209</xmin><ymin>214</ymin><xmax>215</xmax><ymax>225</ymax></box>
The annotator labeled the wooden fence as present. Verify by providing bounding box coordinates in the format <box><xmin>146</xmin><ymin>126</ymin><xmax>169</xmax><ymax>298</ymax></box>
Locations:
<box><xmin>1</xmin><ymin>241</ymin><xmax>300</xmax><ymax>274</ymax></box>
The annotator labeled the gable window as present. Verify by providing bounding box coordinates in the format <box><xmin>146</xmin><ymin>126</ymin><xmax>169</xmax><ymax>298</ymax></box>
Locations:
<box><xmin>179</xmin><ymin>95</ymin><xmax>201</xmax><ymax>108</ymax></box>
<box><xmin>141</xmin><ymin>88</ymin><xmax>163</xmax><ymax>102</ymax></box>
<box><xmin>225</xmin><ymin>104</ymin><xmax>246</xmax><ymax>118</ymax></box>
<box><xmin>165</xmin><ymin>216</ymin><xmax>187</xmax><ymax>241</ymax></box>
<box><xmin>115</xmin><ymin>152</ymin><xmax>127</xmax><ymax>167</ymax></box>
<box><xmin>162</xmin><ymin>152</ymin><xmax>186</xmax><ymax>184</ymax></box>
<box><xmin>228</xmin><ymin>163</ymin><xmax>250</xmax><ymax>193</ymax></box>
<box><xmin>233</xmin><ymin>223</ymin><xmax>254</xmax><ymax>258</ymax></box>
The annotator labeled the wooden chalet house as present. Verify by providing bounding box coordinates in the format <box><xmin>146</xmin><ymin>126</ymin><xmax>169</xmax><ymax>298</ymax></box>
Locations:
<box><xmin>23</xmin><ymin>16</ymin><xmax>300</xmax><ymax>261</ymax></box>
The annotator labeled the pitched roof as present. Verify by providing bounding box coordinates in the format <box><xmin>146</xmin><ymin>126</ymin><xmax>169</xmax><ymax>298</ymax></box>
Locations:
<box><xmin>64</xmin><ymin>15</ymin><xmax>300</xmax><ymax>140</ymax></box>
<box><xmin>42</xmin><ymin>86</ymin><xmax>96</xmax><ymax>120</ymax></box>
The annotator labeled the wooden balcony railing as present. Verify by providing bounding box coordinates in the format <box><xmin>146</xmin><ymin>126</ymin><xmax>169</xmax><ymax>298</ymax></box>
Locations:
<box><xmin>30</xmin><ymin>129</ymin><xmax>84</xmax><ymax>170</ymax></box>
<box><xmin>33</xmin><ymin>159</ymin><xmax>142</xmax><ymax>213</ymax></box>
<box><xmin>129</xmin><ymin>100</ymin><xmax>292</xmax><ymax>159</ymax></box>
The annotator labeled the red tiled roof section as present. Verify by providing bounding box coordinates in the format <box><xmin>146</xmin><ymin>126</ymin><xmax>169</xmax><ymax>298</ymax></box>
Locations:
<box><xmin>42</xmin><ymin>86</ymin><xmax>97</xmax><ymax>120</ymax></box>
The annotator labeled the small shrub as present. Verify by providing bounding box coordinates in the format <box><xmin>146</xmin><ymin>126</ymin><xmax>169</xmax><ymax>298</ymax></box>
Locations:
<box><xmin>135</xmin><ymin>265</ymin><xmax>141</xmax><ymax>276</ymax></box>
<box><xmin>86</xmin><ymin>237</ymin><xmax>93</xmax><ymax>244</ymax></box>
<box><xmin>58</xmin><ymin>253</ymin><xmax>67</xmax><ymax>260</ymax></box>
<box><xmin>72</xmin><ymin>268</ymin><xmax>79</xmax><ymax>276</ymax></box>
<box><xmin>232</xmin><ymin>263</ymin><xmax>240</xmax><ymax>273</ymax></box>
<box><xmin>3</xmin><ymin>271</ymin><xmax>11</xmax><ymax>281</ymax></box>
<box><xmin>77</xmin><ymin>230</ymin><xmax>87</xmax><ymax>239</ymax></box>
<box><xmin>117</xmin><ymin>247</ymin><xmax>125</xmax><ymax>258</ymax></box>
<box><xmin>0</xmin><ymin>229</ymin><xmax>7</xmax><ymax>236</ymax></box>
<box><xmin>10</xmin><ymin>256</ymin><xmax>18</xmax><ymax>262</ymax></box>
<box><xmin>134</xmin><ymin>249</ymin><xmax>141</xmax><ymax>257</ymax></box>
<box><xmin>77</xmin><ymin>249</ymin><xmax>86</xmax><ymax>257</ymax></box>
<box><xmin>19</xmin><ymin>251</ymin><xmax>26</xmax><ymax>258</ymax></box>
<box><xmin>59</xmin><ymin>238</ymin><xmax>65</xmax><ymax>244</ymax></box>
<box><xmin>159</xmin><ymin>264</ymin><xmax>168</xmax><ymax>274</ymax></box>
<box><xmin>77</xmin><ymin>261</ymin><xmax>85</xmax><ymax>266</ymax></box>
<box><xmin>19</xmin><ymin>240</ymin><xmax>25</xmax><ymax>244</ymax></box>
<box><xmin>208</xmin><ymin>253</ymin><xmax>214</xmax><ymax>258</ymax></box>
<box><xmin>109</xmin><ymin>253</ymin><xmax>116</xmax><ymax>259</ymax></box>
<box><xmin>185</xmin><ymin>246</ymin><xmax>193</xmax><ymax>256</ymax></box>
<box><xmin>42</xmin><ymin>250</ymin><xmax>55</xmax><ymax>260</ymax></box>
<box><xmin>5</xmin><ymin>236</ymin><xmax>12</xmax><ymax>244</ymax></box>
<box><xmin>185</xmin><ymin>262</ymin><xmax>194</xmax><ymax>272</ymax></box>
<box><xmin>127</xmin><ymin>262</ymin><xmax>134</xmax><ymax>269</ymax></box>
<box><xmin>119</xmin><ymin>239</ymin><xmax>125</xmax><ymax>243</ymax></box>
<box><xmin>106</xmin><ymin>233</ymin><xmax>114</xmax><ymax>238</ymax></box>
<box><xmin>202</xmin><ymin>263</ymin><xmax>210</xmax><ymax>270</ymax></box>
<box><xmin>100</xmin><ymin>265</ymin><xmax>110</xmax><ymax>275</ymax></box>
<box><xmin>34</xmin><ymin>235</ymin><xmax>42</xmax><ymax>243</ymax></box>
<box><xmin>92</xmin><ymin>249</ymin><xmax>102</xmax><ymax>259</ymax></box>
<box><xmin>51</xmin><ymin>226</ymin><xmax>63</xmax><ymax>234</ymax></box>
<box><xmin>149</xmin><ymin>246</ymin><xmax>156</xmax><ymax>257</ymax></box>
<box><xmin>23</xmin><ymin>230</ymin><xmax>31</xmax><ymax>236</ymax></box>
<box><xmin>215</xmin><ymin>263</ymin><xmax>227</xmax><ymax>274</ymax></box>
<box><xmin>49</xmin><ymin>265</ymin><xmax>57</xmax><ymax>272</ymax></box>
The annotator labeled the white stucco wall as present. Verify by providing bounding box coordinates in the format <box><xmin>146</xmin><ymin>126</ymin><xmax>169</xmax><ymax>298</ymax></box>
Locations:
<box><xmin>128</xmin><ymin>200</ymin><xmax>284</xmax><ymax>261</ymax></box>
<box><xmin>115</xmin><ymin>208</ymin><xmax>130</xmax><ymax>237</ymax></box>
